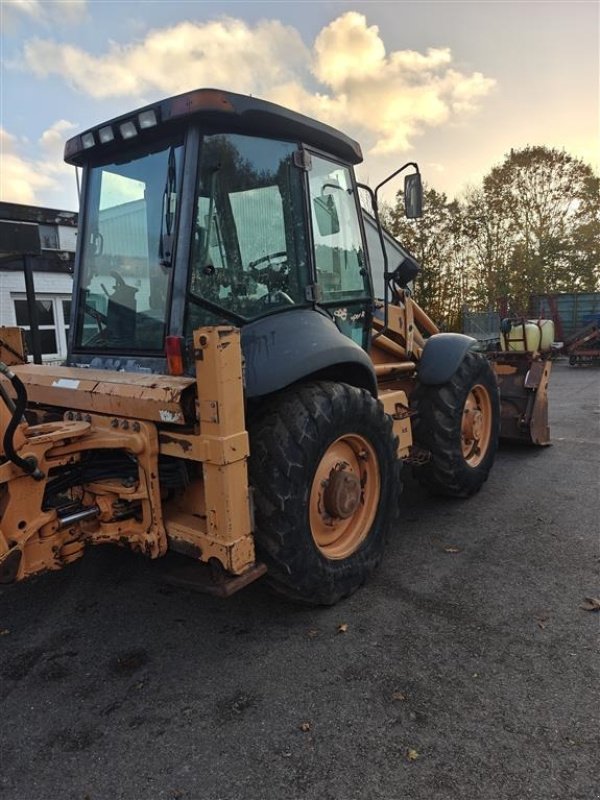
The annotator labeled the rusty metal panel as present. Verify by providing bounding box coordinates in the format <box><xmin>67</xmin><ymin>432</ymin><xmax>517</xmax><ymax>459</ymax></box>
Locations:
<box><xmin>4</xmin><ymin>364</ymin><xmax>196</xmax><ymax>424</ymax></box>
<box><xmin>0</xmin><ymin>328</ymin><xmax>26</xmax><ymax>366</ymax></box>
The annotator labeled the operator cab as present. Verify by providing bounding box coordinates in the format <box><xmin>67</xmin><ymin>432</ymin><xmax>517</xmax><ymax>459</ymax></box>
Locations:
<box><xmin>65</xmin><ymin>88</ymin><xmax>421</xmax><ymax>374</ymax></box>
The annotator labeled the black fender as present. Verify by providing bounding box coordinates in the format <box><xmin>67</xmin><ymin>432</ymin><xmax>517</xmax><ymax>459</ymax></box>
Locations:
<box><xmin>241</xmin><ymin>308</ymin><xmax>377</xmax><ymax>398</ymax></box>
<box><xmin>418</xmin><ymin>333</ymin><xmax>477</xmax><ymax>385</ymax></box>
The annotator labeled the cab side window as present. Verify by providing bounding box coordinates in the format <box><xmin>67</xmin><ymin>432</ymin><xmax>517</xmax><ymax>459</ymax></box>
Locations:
<box><xmin>308</xmin><ymin>156</ymin><xmax>368</xmax><ymax>302</ymax></box>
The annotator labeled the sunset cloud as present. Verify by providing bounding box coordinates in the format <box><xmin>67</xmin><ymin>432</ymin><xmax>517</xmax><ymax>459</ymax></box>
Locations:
<box><xmin>19</xmin><ymin>12</ymin><xmax>495</xmax><ymax>157</ymax></box>
<box><xmin>23</xmin><ymin>18</ymin><xmax>309</xmax><ymax>99</ymax></box>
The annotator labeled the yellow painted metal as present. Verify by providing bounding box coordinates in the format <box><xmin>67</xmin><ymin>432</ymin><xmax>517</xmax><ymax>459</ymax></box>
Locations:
<box><xmin>0</xmin><ymin>325</ymin><xmax>256</xmax><ymax>583</ymax></box>
<box><xmin>0</xmin><ymin>412</ymin><xmax>165</xmax><ymax>582</ymax></box>
<box><xmin>374</xmin><ymin>362</ymin><xmax>416</xmax><ymax>377</ymax></box>
<box><xmin>3</xmin><ymin>365</ymin><xmax>196</xmax><ymax>425</ymax></box>
<box><xmin>0</xmin><ymin>327</ymin><xmax>26</xmax><ymax>366</ymax></box>
<box><xmin>309</xmin><ymin>434</ymin><xmax>380</xmax><ymax>560</ymax></box>
<box><xmin>461</xmin><ymin>383</ymin><xmax>493</xmax><ymax>467</ymax></box>
<box><xmin>185</xmin><ymin>326</ymin><xmax>255</xmax><ymax>574</ymax></box>
<box><xmin>491</xmin><ymin>355</ymin><xmax>552</xmax><ymax>445</ymax></box>
<box><xmin>158</xmin><ymin>429</ymin><xmax>249</xmax><ymax>465</ymax></box>
<box><xmin>378</xmin><ymin>389</ymin><xmax>413</xmax><ymax>457</ymax></box>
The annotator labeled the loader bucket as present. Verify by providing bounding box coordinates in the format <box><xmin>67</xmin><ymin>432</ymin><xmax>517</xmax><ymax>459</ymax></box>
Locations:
<box><xmin>490</xmin><ymin>353</ymin><xmax>552</xmax><ymax>446</ymax></box>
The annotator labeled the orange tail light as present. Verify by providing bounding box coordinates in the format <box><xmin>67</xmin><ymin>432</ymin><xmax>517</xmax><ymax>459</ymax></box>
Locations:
<box><xmin>165</xmin><ymin>335</ymin><xmax>185</xmax><ymax>376</ymax></box>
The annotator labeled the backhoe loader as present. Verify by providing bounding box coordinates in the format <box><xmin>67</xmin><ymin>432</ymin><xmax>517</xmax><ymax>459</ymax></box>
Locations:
<box><xmin>0</xmin><ymin>88</ymin><xmax>549</xmax><ymax>604</ymax></box>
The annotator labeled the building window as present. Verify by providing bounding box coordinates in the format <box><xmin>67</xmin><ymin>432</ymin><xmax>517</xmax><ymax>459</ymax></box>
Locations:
<box><xmin>38</xmin><ymin>224</ymin><xmax>60</xmax><ymax>251</ymax></box>
<box><xmin>12</xmin><ymin>295</ymin><xmax>71</xmax><ymax>361</ymax></box>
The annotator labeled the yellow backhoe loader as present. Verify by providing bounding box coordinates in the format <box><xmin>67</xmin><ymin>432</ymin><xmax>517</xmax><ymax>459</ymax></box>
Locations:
<box><xmin>0</xmin><ymin>89</ymin><xmax>550</xmax><ymax>604</ymax></box>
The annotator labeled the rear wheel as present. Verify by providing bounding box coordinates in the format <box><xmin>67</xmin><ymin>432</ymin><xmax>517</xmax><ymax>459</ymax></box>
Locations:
<box><xmin>249</xmin><ymin>381</ymin><xmax>400</xmax><ymax>605</ymax></box>
<box><xmin>411</xmin><ymin>351</ymin><xmax>500</xmax><ymax>497</ymax></box>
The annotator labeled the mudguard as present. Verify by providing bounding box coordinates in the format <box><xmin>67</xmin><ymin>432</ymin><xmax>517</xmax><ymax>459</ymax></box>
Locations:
<box><xmin>418</xmin><ymin>333</ymin><xmax>477</xmax><ymax>385</ymax></box>
<box><xmin>241</xmin><ymin>308</ymin><xmax>377</xmax><ymax>398</ymax></box>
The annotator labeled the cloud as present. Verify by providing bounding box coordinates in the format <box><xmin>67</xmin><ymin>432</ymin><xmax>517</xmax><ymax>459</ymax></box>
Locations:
<box><xmin>16</xmin><ymin>12</ymin><xmax>495</xmax><ymax>161</ymax></box>
<box><xmin>0</xmin><ymin>121</ymin><xmax>78</xmax><ymax>206</ymax></box>
<box><xmin>3</xmin><ymin>0</ymin><xmax>87</xmax><ymax>26</ymax></box>
<box><xmin>306</xmin><ymin>13</ymin><xmax>495</xmax><ymax>153</ymax></box>
<box><xmin>23</xmin><ymin>18</ymin><xmax>310</xmax><ymax>99</ymax></box>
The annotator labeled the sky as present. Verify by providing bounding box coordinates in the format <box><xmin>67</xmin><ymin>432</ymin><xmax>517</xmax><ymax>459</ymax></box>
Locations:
<box><xmin>0</xmin><ymin>0</ymin><xmax>598</xmax><ymax>212</ymax></box>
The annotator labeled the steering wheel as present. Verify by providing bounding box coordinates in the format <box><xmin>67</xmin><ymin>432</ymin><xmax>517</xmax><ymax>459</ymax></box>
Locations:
<box><xmin>249</xmin><ymin>252</ymin><xmax>290</xmax><ymax>292</ymax></box>
<box><xmin>249</xmin><ymin>251</ymin><xmax>288</xmax><ymax>270</ymax></box>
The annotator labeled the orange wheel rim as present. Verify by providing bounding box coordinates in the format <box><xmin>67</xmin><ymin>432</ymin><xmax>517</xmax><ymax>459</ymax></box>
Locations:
<box><xmin>309</xmin><ymin>434</ymin><xmax>381</xmax><ymax>560</ymax></box>
<box><xmin>461</xmin><ymin>384</ymin><xmax>492</xmax><ymax>467</ymax></box>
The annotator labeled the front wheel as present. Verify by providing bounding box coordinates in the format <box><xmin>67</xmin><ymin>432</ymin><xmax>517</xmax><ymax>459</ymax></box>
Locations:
<box><xmin>249</xmin><ymin>381</ymin><xmax>400</xmax><ymax>605</ymax></box>
<box><xmin>411</xmin><ymin>351</ymin><xmax>500</xmax><ymax>497</ymax></box>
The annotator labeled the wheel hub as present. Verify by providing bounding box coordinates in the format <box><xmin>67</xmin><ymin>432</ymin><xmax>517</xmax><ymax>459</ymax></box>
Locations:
<box><xmin>323</xmin><ymin>468</ymin><xmax>361</xmax><ymax>519</ymax></box>
<box><xmin>309</xmin><ymin>434</ymin><xmax>381</xmax><ymax>560</ymax></box>
<box><xmin>463</xmin><ymin>405</ymin><xmax>483</xmax><ymax>443</ymax></box>
<box><xmin>461</xmin><ymin>384</ymin><xmax>493</xmax><ymax>466</ymax></box>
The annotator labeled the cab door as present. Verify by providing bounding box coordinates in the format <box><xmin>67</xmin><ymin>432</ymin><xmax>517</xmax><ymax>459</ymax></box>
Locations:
<box><xmin>306</xmin><ymin>153</ymin><xmax>372</xmax><ymax>349</ymax></box>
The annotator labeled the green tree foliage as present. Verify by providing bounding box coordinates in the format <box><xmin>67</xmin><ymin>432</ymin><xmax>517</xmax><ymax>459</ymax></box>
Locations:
<box><xmin>387</xmin><ymin>146</ymin><xmax>600</xmax><ymax>323</ymax></box>
<box><xmin>387</xmin><ymin>185</ymin><xmax>465</xmax><ymax>328</ymax></box>
<box><xmin>469</xmin><ymin>147</ymin><xmax>600</xmax><ymax>311</ymax></box>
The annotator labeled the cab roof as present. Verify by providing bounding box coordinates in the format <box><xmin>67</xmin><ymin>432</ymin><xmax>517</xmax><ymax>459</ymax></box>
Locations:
<box><xmin>64</xmin><ymin>88</ymin><xmax>363</xmax><ymax>167</ymax></box>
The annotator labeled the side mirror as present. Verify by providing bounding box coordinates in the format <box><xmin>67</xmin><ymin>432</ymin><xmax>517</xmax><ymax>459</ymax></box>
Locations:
<box><xmin>313</xmin><ymin>193</ymin><xmax>341</xmax><ymax>236</ymax></box>
<box><xmin>404</xmin><ymin>172</ymin><xmax>423</xmax><ymax>219</ymax></box>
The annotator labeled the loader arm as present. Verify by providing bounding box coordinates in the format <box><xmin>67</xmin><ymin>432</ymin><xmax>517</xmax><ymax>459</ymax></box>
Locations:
<box><xmin>369</xmin><ymin>286</ymin><xmax>552</xmax><ymax>447</ymax></box>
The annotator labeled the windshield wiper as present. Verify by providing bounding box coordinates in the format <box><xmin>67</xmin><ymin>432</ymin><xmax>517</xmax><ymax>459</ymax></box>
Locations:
<box><xmin>159</xmin><ymin>145</ymin><xmax>178</xmax><ymax>267</ymax></box>
<box><xmin>199</xmin><ymin>165</ymin><xmax>221</xmax><ymax>269</ymax></box>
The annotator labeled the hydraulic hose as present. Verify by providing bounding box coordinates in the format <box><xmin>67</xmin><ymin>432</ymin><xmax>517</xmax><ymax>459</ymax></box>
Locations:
<box><xmin>0</xmin><ymin>362</ymin><xmax>44</xmax><ymax>481</ymax></box>
<box><xmin>0</xmin><ymin>380</ymin><xmax>16</xmax><ymax>415</ymax></box>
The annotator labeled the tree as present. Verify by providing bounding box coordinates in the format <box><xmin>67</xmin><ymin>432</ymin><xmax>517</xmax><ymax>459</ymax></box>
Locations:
<box><xmin>470</xmin><ymin>147</ymin><xmax>600</xmax><ymax>311</ymax></box>
<box><xmin>387</xmin><ymin>184</ymin><xmax>466</xmax><ymax>328</ymax></box>
<box><xmin>381</xmin><ymin>147</ymin><xmax>599</xmax><ymax>327</ymax></box>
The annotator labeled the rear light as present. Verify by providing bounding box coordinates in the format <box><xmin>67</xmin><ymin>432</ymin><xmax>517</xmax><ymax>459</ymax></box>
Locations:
<box><xmin>169</xmin><ymin>89</ymin><xmax>234</xmax><ymax>118</ymax></box>
<box><xmin>98</xmin><ymin>125</ymin><xmax>114</xmax><ymax>143</ymax></box>
<box><xmin>165</xmin><ymin>336</ymin><xmax>185</xmax><ymax>376</ymax></box>
<box><xmin>119</xmin><ymin>121</ymin><xmax>138</xmax><ymax>139</ymax></box>
<box><xmin>81</xmin><ymin>132</ymin><xmax>95</xmax><ymax>149</ymax></box>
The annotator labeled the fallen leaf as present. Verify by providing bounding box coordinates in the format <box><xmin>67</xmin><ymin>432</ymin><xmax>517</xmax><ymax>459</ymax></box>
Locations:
<box><xmin>443</xmin><ymin>546</ymin><xmax>461</xmax><ymax>554</ymax></box>
<box><xmin>307</xmin><ymin>628</ymin><xmax>320</xmax><ymax>639</ymax></box>
<box><xmin>299</xmin><ymin>721</ymin><xmax>311</xmax><ymax>732</ymax></box>
<box><xmin>0</xmin><ymin>629</ymin><xmax>10</xmax><ymax>636</ymax></box>
<box><xmin>337</xmin><ymin>623</ymin><xmax>349</xmax><ymax>634</ymax></box>
<box><xmin>537</xmin><ymin>620</ymin><xmax>546</xmax><ymax>630</ymax></box>
<box><xmin>407</xmin><ymin>748</ymin><xmax>419</xmax><ymax>761</ymax></box>
<box><xmin>580</xmin><ymin>597</ymin><xmax>600</xmax><ymax>612</ymax></box>
<box><xmin>392</xmin><ymin>691</ymin><xmax>407</xmax><ymax>702</ymax></box>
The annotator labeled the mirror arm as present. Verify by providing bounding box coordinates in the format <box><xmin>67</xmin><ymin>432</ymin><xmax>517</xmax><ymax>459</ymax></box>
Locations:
<box><xmin>362</xmin><ymin>162</ymin><xmax>421</xmax><ymax>342</ymax></box>
<box><xmin>374</xmin><ymin>162</ymin><xmax>420</xmax><ymax>196</ymax></box>
<box><xmin>356</xmin><ymin>181</ymin><xmax>392</xmax><ymax>343</ymax></box>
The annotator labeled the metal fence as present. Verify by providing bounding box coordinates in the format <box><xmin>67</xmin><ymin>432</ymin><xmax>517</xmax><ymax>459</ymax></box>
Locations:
<box><xmin>461</xmin><ymin>309</ymin><xmax>500</xmax><ymax>344</ymax></box>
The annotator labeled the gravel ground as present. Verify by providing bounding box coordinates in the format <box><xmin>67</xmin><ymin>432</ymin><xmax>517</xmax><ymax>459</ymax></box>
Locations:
<box><xmin>0</xmin><ymin>359</ymin><xmax>598</xmax><ymax>800</ymax></box>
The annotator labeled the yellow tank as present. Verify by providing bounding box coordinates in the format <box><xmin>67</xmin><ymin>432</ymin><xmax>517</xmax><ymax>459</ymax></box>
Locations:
<box><xmin>501</xmin><ymin>319</ymin><xmax>555</xmax><ymax>352</ymax></box>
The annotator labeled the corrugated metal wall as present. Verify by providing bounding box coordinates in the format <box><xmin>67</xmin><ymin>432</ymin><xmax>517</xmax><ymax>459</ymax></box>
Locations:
<box><xmin>529</xmin><ymin>293</ymin><xmax>600</xmax><ymax>340</ymax></box>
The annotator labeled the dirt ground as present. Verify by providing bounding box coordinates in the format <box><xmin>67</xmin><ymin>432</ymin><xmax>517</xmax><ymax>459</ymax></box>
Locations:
<box><xmin>0</xmin><ymin>359</ymin><xmax>598</xmax><ymax>800</ymax></box>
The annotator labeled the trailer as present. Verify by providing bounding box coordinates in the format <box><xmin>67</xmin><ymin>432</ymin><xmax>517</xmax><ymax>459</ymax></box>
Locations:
<box><xmin>565</xmin><ymin>321</ymin><xmax>600</xmax><ymax>366</ymax></box>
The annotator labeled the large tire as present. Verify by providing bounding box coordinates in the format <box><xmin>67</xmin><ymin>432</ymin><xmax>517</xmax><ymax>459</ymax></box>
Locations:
<box><xmin>411</xmin><ymin>351</ymin><xmax>500</xmax><ymax>497</ymax></box>
<box><xmin>248</xmin><ymin>381</ymin><xmax>400</xmax><ymax>605</ymax></box>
